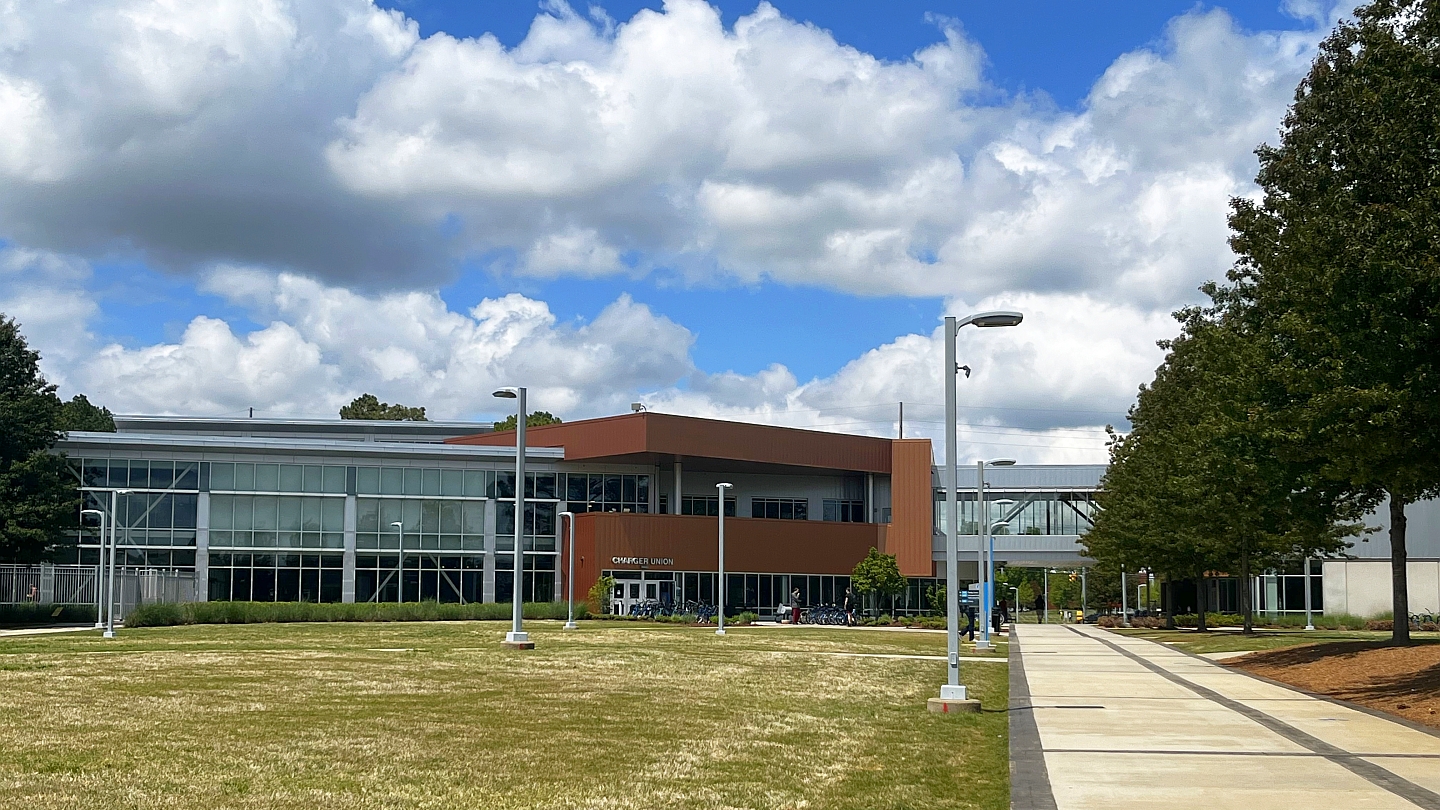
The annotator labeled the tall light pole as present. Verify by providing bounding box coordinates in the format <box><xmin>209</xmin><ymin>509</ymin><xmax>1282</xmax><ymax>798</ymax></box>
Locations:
<box><xmin>1303</xmin><ymin>557</ymin><xmax>1314</xmax><ymax>631</ymax></box>
<box><xmin>1081</xmin><ymin>567</ymin><xmax>1088</xmax><ymax>621</ymax></box>
<box><xmin>1121</xmin><ymin>565</ymin><xmax>1130</xmax><ymax>628</ymax></box>
<box><xmin>391</xmin><ymin>521</ymin><xmax>404</xmax><ymax>603</ymax></box>
<box><xmin>715</xmin><ymin>482</ymin><xmax>732</xmax><ymax>636</ymax></box>
<box><xmin>944</xmin><ymin>310</ymin><xmax>1022</xmax><ymax>701</ymax></box>
<box><xmin>977</xmin><ymin>483</ymin><xmax>1014</xmax><ymax>650</ymax></box>
<box><xmin>494</xmin><ymin>386</ymin><xmax>532</xmax><ymax>648</ymax></box>
<box><xmin>81</xmin><ymin>508</ymin><xmax>105</xmax><ymax>629</ymax></box>
<box><xmin>561</xmin><ymin>511</ymin><xmax>577</xmax><ymax>630</ymax></box>
<box><xmin>102</xmin><ymin>489</ymin><xmax>133</xmax><ymax>638</ymax></box>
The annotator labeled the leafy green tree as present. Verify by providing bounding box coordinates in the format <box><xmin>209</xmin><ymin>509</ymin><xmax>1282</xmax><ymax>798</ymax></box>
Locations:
<box><xmin>851</xmin><ymin>547</ymin><xmax>905</xmax><ymax>614</ymax></box>
<box><xmin>340</xmin><ymin>393</ymin><xmax>427</xmax><ymax>421</ymax></box>
<box><xmin>493</xmin><ymin>411</ymin><xmax>563</xmax><ymax>431</ymax></box>
<box><xmin>0</xmin><ymin>315</ymin><xmax>79</xmax><ymax>562</ymax></box>
<box><xmin>1225</xmin><ymin>0</ymin><xmax>1440</xmax><ymax>642</ymax></box>
<box><xmin>57</xmin><ymin>394</ymin><xmax>115</xmax><ymax>432</ymax></box>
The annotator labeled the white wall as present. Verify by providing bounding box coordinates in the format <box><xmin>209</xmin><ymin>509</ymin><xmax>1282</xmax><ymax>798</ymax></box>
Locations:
<box><xmin>1323</xmin><ymin>559</ymin><xmax>1440</xmax><ymax>617</ymax></box>
<box><xmin>1347</xmin><ymin>497</ymin><xmax>1440</xmax><ymax>559</ymax></box>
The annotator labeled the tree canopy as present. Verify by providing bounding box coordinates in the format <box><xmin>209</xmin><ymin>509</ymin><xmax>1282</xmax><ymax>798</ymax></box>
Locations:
<box><xmin>850</xmin><ymin>547</ymin><xmax>905</xmax><ymax>598</ymax></box>
<box><xmin>0</xmin><ymin>315</ymin><xmax>81</xmax><ymax>563</ymax></box>
<box><xmin>493</xmin><ymin>411</ymin><xmax>563</xmax><ymax>431</ymax></box>
<box><xmin>58</xmin><ymin>394</ymin><xmax>115</xmax><ymax>432</ymax></box>
<box><xmin>339</xmin><ymin>394</ymin><xmax>427</xmax><ymax>421</ymax></box>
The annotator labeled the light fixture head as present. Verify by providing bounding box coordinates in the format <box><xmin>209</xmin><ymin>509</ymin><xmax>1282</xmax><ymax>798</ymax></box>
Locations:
<box><xmin>993</xmin><ymin>498</ymin><xmax>1015</xmax><ymax>506</ymax></box>
<box><xmin>716</xmin><ymin>482</ymin><xmax>733</xmax><ymax>490</ymax></box>
<box><xmin>986</xmin><ymin>458</ymin><xmax>1017</xmax><ymax>466</ymax></box>
<box><xmin>630</xmin><ymin>402</ymin><xmax>646</xmax><ymax>412</ymax></box>
<box><xmin>492</xmin><ymin>387</ymin><xmax>518</xmax><ymax>399</ymax></box>
<box><xmin>961</xmin><ymin>310</ymin><xmax>1024</xmax><ymax>329</ymax></box>
<box><xmin>390</xmin><ymin>521</ymin><xmax>403</xmax><ymax>528</ymax></box>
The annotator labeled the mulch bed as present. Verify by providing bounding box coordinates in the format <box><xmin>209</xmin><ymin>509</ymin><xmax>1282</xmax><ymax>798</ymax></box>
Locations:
<box><xmin>1228</xmin><ymin>640</ymin><xmax>1440</xmax><ymax>730</ymax></box>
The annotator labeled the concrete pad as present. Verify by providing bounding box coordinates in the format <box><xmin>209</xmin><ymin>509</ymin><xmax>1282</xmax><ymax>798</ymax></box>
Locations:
<box><xmin>1362</xmin><ymin>757</ymin><xmax>1440</xmax><ymax>795</ymax></box>
<box><xmin>927</xmin><ymin>697</ymin><xmax>981</xmax><ymax>714</ymax></box>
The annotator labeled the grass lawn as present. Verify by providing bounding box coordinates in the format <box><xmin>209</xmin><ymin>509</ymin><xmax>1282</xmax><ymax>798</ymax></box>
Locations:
<box><xmin>0</xmin><ymin>622</ymin><xmax>1008</xmax><ymax>810</ymax></box>
<box><xmin>1108</xmin><ymin>626</ymin><xmax>1440</xmax><ymax>655</ymax></box>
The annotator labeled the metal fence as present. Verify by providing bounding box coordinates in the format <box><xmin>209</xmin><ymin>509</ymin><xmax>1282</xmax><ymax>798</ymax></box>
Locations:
<box><xmin>0</xmin><ymin>564</ymin><xmax>196</xmax><ymax>621</ymax></box>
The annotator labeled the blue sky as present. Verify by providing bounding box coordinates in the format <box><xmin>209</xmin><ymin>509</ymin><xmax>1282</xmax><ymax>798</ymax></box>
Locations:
<box><xmin>0</xmin><ymin>0</ymin><xmax>1338</xmax><ymax>460</ymax></box>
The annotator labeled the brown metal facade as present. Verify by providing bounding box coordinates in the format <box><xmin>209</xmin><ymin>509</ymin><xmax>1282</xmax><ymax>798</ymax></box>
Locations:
<box><xmin>887</xmin><ymin>439</ymin><xmax>936</xmax><ymax>577</ymax></box>
<box><xmin>448</xmin><ymin>412</ymin><xmax>893</xmax><ymax>473</ymax></box>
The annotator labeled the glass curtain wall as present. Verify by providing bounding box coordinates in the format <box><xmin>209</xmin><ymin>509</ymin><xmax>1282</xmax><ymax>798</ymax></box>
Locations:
<box><xmin>71</xmin><ymin>459</ymin><xmax>201</xmax><ymax>569</ymax></box>
<box><xmin>935</xmin><ymin>492</ymin><xmax>1098</xmax><ymax>536</ymax></box>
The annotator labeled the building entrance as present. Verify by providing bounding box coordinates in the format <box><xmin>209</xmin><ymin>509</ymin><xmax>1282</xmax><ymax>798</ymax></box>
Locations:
<box><xmin>608</xmin><ymin>571</ymin><xmax>675</xmax><ymax>615</ymax></box>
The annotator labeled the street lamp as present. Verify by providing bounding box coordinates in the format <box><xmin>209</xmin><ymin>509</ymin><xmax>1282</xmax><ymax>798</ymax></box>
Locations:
<box><xmin>1120</xmin><ymin>565</ymin><xmax>1130</xmax><ymax>628</ymax></box>
<box><xmin>715</xmin><ymin>482</ymin><xmax>732</xmax><ymax>636</ymax></box>
<box><xmin>561</xmin><ymin>511</ymin><xmax>577</xmax><ymax>630</ymax></box>
<box><xmin>103</xmin><ymin>489</ymin><xmax>132</xmax><ymax>638</ymax></box>
<box><xmin>979</xmin><ymin>487</ymin><xmax>1014</xmax><ymax>650</ymax></box>
<box><xmin>494</xmin><ymin>386</ymin><xmax>532</xmax><ymax>648</ymax></box>
<box><xmin>943</xmin><ymin>310</ymin><xmax>1022</xmax><ymax>701</ymax></box>
<box><xmin>391</xmin><ymin>521</ymin><xmax>404</xmax><ymax>603</ymax></box>
<box><xmin>1304</xmin><ymin>557</ymin><xmax>1315</xmax><ymax>631</ymax></box>
<box><xmin>81</xmin><ymin>508</ymin><xmax>105</xmax><ymax>629</ymax></box>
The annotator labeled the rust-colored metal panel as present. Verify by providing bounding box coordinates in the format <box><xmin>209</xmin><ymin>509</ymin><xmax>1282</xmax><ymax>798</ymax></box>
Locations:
<box><xmin>448</xmin><ymin>412</ymin><xmax>892</xmax><ymax>473</ymax></box>
<box><xmin>571</xmin><ymin>512</ymin><xmax>887</xmax><ymax>597</ymax></box>
<box><xmin>888</xmin><ymin>438</ymin><xmax>934</xmax><ymax>577</ymax></box>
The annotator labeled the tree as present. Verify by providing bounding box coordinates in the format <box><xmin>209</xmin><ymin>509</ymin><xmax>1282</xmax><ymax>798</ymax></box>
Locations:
<box><xmin>1225</xmin><ymin>0</ymin><xmax>1440</xmax><ymax>642</ymax></box>
<box><xmin>851</xmin><ymin>547</ymin><xmax>906</xmax><ymax>614</ymax></box>
<box><xmin>493</xmin><ymin>411</ymin><xmax>563</xmax><ymax>431</ymax></box>
<box><xmin>0</xmin><ymin>315</ymin><xmax>79</xmax><ymax>563</ymax></box>
<box><xmin>57</xmin><ymin>394</ymin><xmax>115</xmax><ymax>432</ymax></box>
<box><xmin>340</xmin><ymin>394</ymin><xmax>427</xmax><ymax>421</ymax></box>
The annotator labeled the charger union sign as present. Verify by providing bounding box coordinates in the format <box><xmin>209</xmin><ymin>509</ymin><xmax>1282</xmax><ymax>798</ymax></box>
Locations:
<box><xmin>611</xmin><ymin>556</ymin><xmax>675</xmax><ymax>566</ymax></box>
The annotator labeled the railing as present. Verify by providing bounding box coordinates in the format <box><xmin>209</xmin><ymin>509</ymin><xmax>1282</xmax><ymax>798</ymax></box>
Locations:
<box><xmin>0</xmin><ymin>564</ymin><xmax>196</xmax><ymax>620</ymax></box>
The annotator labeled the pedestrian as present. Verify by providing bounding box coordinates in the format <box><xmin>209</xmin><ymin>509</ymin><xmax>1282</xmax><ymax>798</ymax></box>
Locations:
<box><xmin>1034</xmin><ymin>592</ymin><xmax>1044</xmax><ymax>616</ymax></box>
<box><xmin>843</xmin><ymin>586</ymin><xmax>855</xmax><ymax>626</ymax></box>
<box><xmin>963</xmin><ymin>604</ymin><xmax>976</xmax><ymax>641</ymax></box>
<box><xmin>998</xmin><ymin>596</ymin><xmax>1010</xmax><ymax>625</ymax></box>
<box><xmin>791</xmin><ymin>587</ymin><xmax>802</xmax><ymax>624</ymax></box>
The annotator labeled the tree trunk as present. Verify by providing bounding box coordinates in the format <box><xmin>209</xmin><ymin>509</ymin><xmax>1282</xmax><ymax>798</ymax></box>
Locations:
<box><xmin>1164</xmin><ymin>575</ymin><xmax>1176</xmax><ymax>630</ymax></box>
<box><xmin>1241</xmin><ymin>542</ymin><xmax>1254</xmax><ymax>636</ymax></box>
<box><xmin>1196</xmin><ymin>574</ymin><xmax>1208</xmax><ymax>632</ymax></box>
<box><xmin>1390</xmin><ymin>494</ymin><xmax>1410</xmax><ymax>645</ymax></box>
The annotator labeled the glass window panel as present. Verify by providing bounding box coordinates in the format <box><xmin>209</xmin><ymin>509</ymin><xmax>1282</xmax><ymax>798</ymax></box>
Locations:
<box><xmin>440</xmin><ymin>501</ymin><xmax>462</xmax><ymax>534</ymax></box>
<box><xmin>530</xmin><ymin>503</ymin><xmax>556</xmax><ymax>536</ymax></box>
<box><xmin>234</xmin><ymin>463</ymin><xmax>255</xmax><ymax>491</ymax></box>
<box><xmin>380</xmin><ymin>467</ymin><xmax>403</xmax><ymax>495</ymax></box>
<box><xmin>322</xmin><ymin>466</ymin><xmax>346</xmax><ymax>494</ymax></box>
<box><xmin>175</xmin><ymin>463</ymin><xmax>199</xmax><ymax>490</ymax></box>
<box><xmin>403</xmin><ymin>468</ymin><xmax>423</xmax><ymax>496</ymax></box>
<box><xmin>779</xmin><ymin>501</ymin><xmax>793</xmax><ymax>520</ymax></box>
<box><xmin>149</xmin><ymin>462</ymin><xmax>174</xmax><ymax>489</ymax></box>
<box><xmin>173</xmin><ymin>494</ymin><xmax>198</xmax><ymax>529</ymax></box>
<box><xmin>462</xmin><ymin>501</ymin><xmax>485</xmax><ymax>535</ymax></box>
<box><xmin>588</xmin><ymin>474</ymin><xmax>603</xmax><ymax>502</ymax></box>
<box><xmin>252</xmin><ymin>531</ymin><xmax>276</xmax><ymax>547</ymax></box>
<box><xmin>462</xmin><ymin>535</ymin><xmax>485</xmax><ymax>551</ymax></box>
<box><xmin>493</xmin><ymin>472</ymin><xmax>515</xmax><ymax>499</ymax></box>
<box><xmin>279</xmin><ymin>497</ymin><xmax>303</xmax><ymax>531</ymax></box>
<box><xmin>297</xmin><ymin>465</ymin><xmax>319</xmax><ymax>493</ymax></box>
<box><xmin>795</xmin><ymin>501</ymin><xmax>808</xmax><ymax>521</ymax></box>
<box><xmin>321</xmin><ymin>498</ymin><xmax>343</xmax><ymax>532</ymax></box>
<box><xmin>422</xmin><ymin>468</ymin><xmax>441</xmax><ymax>496</ymax></box>
<box><xmin>497</xmin><ymin>502</ymin><xmax>515</xmax><ymax>535</ymax></box>
<box><xmin>278</xmin><ymin>464</ymin><xmax>303</xmax><ymax>492</ymax></box>
<box><xmin>108</xmin><ymin>460</ymin><xmax>129</xmax><ymax>488</ymax></box>
<box><xmin>357</xmin><ymin>467</ymin><xmax>380</xmax><ymax>494</ymax></box>
<box><xmin>232</xmin><ymin>495</ymin><xmax>254</xmax><ymax>530</ymax></box>
<box><xmin>463</xmin><ymin>470</ymin><xmax>486</xmax><ymax>498</ymax></box>
<box><xmin>278</xmin><ymin>532</ymin><xmax>302</xmax><ymax>548</ymax></box>
<box><xmin>173</xmin><ymin>530</ymin><xmax>196</xmax><ymax>547</ymax></box>
<box><xmin>210</xmin><ymin>464</ymin><xmax>234</xmax><ymax>490</ymax></box>
<box><xmin>422</xmin><ymin>500</ymin><xmax>440</xmax><ymax>533</ymax></box>
<box><xmin>148</xmin><ymin>494</ymin><xmax>173</xmax><ymax>528</ymax></box>
<box><xmin>357</xmin><ymin>499</ymin><xmax>379</xmax><ymax>533</ymax></box>
<box><xmin>604</xmin><ymin>475</ymin><xmax>622</xmax><ymax>503</ymax></box>
<box><xmin>622</xmin><ymin>475</ymin><xmax>637</xmax><ymax>504</ymax></box>
<box><xmin>378</xmin><ymin>500</ymin><xmax>402</xmax><ymax>532</ymax></box>
<box><xmin>253</xmin><ymin>496</ymin><xmax>279</xmax><ymax>530</ymax></box>
<box><xmin>636</xmin><ymin>476</ymin><xmax>649</xmax><ymax>506</ymax></box>
<box><xmin>210</xmin><ymin>495</ymin><xmax>234</xmax><ymax>529</ymax></box>
<box><xmin>566</xmin><ymin>473</ymin><xmax>588</xmax><ymax>502</ymax></box>
<box><xmin>82</xmin><ymin>460</ymin><xmax>108</xmax><ymax>487</ymax></box>
<box><xmin>402</xmin><ymin>499</ymin><xmax>422</xmax><ymax>533</ymax></box>
<box><xmin>298</xmin><ymin>498</ymin><xmax>320</xmax><ymax>532</ymax></box>
<box><xmin>129</xmin><ymin>461</ymin><xmax>150</xmax><ymax>489</ymax></box>
<box><xmin>255</xmin><ymin>464</ymin><xmax>280</xmax><ymax>492</ymax></box>
<box><xmin>441</xmin><ymin>469</ymin><xmax>463</xmax><ymax>497</ymax></box>
<box><xmin>532</xmin><ymin>473</ymin><xmax>555</xmax><ymax>500</ymax></box>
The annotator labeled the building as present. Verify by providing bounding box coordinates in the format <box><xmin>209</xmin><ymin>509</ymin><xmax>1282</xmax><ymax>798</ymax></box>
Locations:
<box><xmin>54</xmin><ymin>410</ymin><xmax>1435</xmax><ymax>618</ymax></box>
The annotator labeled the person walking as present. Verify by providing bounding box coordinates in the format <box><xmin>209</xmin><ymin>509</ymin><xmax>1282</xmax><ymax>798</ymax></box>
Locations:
<box><xmin>843</xmin><ymin>586</ymin><xmax>856</xmax><ymax>626</ymax></box>
<box><xmin>791</xmin><ymin>587</ymin><xmax>802</xmax><ymax>624</ymax></box>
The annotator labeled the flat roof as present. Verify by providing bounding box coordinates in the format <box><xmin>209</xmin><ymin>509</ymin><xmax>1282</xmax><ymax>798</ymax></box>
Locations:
<box><xmin>59</xmin><ymin>431</ymin><xmax>562</xmax><ymax>463</ymax></box>
<box><xmin>115</xmin><ymin>415</ymin><xmax>491</xmax><ymax>441</ymax></box>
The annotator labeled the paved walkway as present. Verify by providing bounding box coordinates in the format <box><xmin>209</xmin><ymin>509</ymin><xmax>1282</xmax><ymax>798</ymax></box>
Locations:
<box><xmin>1010</xmin><ymin>623</ymin><xmax>1440</xmax><ymax>810</ymax></box>
<box><xmin>0</xmin><ymin>625</ymin><xmax>96</xmax><ymax>638</ymax></box>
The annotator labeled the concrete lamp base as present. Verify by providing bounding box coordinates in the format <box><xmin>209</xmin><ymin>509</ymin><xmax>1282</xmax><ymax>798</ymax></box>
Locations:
<box><xmin>563</xmin><ymin>622</ymin><xmax>578</xmax><ymax>630</ymax></box>
<box><xmin>928</xmin><ymin>697</ymin><xmax>982</xmax><ymax>714</ymax></box>
<box><xmin>974</xmin><ymin>641</ymin><xmax>993</xmax><ymax>651</ymax></box>
<box><xmin>502</xmin><ymin>631</ymin><xmax>534</xmax><ymax>650</ymax></box>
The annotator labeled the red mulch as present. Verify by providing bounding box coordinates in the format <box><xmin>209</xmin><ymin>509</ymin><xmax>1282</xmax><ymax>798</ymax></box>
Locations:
<box><xmin>1228</xmin><ymin>640</ymin><xmax>1440</xmax><ymax>730</ymax></box>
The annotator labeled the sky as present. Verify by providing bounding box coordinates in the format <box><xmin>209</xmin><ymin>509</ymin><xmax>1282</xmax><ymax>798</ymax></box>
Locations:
<box><xmin>0</xmin><ymin>0</ymin><xmax>1349</xmax><ymax>463</ymax></box>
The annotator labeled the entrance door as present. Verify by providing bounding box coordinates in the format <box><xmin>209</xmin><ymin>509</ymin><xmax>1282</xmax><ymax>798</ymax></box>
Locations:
<box><xmin>613</xmin><ymin>579</ymin><xmax>644</xmax><ymax>615</ymax></box>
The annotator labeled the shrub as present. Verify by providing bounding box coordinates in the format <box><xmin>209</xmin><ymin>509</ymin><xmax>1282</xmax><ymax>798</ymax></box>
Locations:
<box><xmin>123</xmin><ymin>600</ymin><xmax>586</xmax><ymax>628</ymax></box>
<box><xmin>731</xmin><ymin>611</ymin><xmax>759</xmax><ymax>626</ymax></box>
<box><xmin>1365</xmin><ymin>619</ymin><xmax>1393</xmax><ymax>631</ymax></box>
<box><xmin>0</xmin><ymin>603</ymin><xmax>97</xmax><ymax>627</ymax></box>
<box><xmin>587</xmin><ymin>576</ymin><xmax>615</xmax><ymax>615</ymax></box>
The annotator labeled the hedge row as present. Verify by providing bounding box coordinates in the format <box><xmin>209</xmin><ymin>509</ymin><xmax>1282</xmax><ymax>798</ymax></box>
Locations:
<box><xmin>0</xmin><ymin>603</ymin><xmax>98</xmax><ymax>627</ymax></box>
<box><xmin>124</xmin><ymin>600</ymin><xmax>588</xmax><ymax>627</ymax></box>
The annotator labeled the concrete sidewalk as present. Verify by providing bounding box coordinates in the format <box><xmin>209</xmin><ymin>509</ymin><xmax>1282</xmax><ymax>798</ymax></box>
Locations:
<box><xmin>1010</xmin><ymin>623</ymin><xmax>1440</xmax><ymax>810</ymax></box>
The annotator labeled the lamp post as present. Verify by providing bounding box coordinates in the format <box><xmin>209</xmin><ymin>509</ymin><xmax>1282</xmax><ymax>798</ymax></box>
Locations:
<box><xmin>103</xmin><ymin>489</ymin><xmax>132</xmax><ymax>638</ymax></box>
<box><xmin>981</xmin><ymin>492</ymin><xmax>1014</xmax><ymax>648</ymax></box>
<box><xmin>494</xmin><ymin>386</ymin><xmax>532</xmax><ymax>648</ymax></box>
<box><xmin>391</xmin><ymin>521</ymin><xmax>404</xmax><ymax>603</ymax></box>
<box><xmin>81</xmin><ymin>508</ymin><xmax>105</xmax><ymax>629</ymax></box>
<box><xmin>1044</xmin><ymin>569</ymin><xmax>1052</xmax><ymax>624</ymax></box>
<box><xmin>1081</xmin><ymin>567</ymin><xmax>1088</xmax><ymax>621</ymax></box>
<box><xmin>715</xmin><ymin>483</ymin><xmax>732</xmax><ymax>635</ymax></box>
<box><xmin>561</xmin><ymin>511</ymin><xmax>577</xmax><ymax>630</ymax></box>
<box><xmin>1303</xmin><ymin>557</ymin><xmax>1314</xmax><ymax>631</ymax></box>
<box><xmin>944</xmin><ymin>310</ymin><xmax>1022</xmax><ymax>702</ymax></box>
<box><xmin>1121</xmin><ymin>565</ymin><xmax>1130</xmax><ymax>628</ymax></box>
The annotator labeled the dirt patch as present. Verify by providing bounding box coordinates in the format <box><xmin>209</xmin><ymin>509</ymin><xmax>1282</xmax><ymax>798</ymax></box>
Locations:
<box><xmin>1228</xmin><ymin>640</ymin><xmax>1440</xmax><ymax>730</ymax></box>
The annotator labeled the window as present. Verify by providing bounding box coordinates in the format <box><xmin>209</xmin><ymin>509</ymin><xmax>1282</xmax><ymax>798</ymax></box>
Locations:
<box><xmin>355</xmin><ymin>498</ymin><xmax>486</xmax><ymax>552</ymax></box>
<box><xmin>666</xmin><ymin>494</ymin><xmax>735</xmax><ymax>517</ymax></box>
<box><xmin>822</xmin><ymin>499</ymin><xmax>865</xmax><ymax>522</ymax></box>
<box><xmin>354</xmin><ymin>554</ymin><xmax>483</xmax><ymax>603</ymax></box>
<box><xmin>72</xmin><ymin>458</ymin><xmax>201</xmax><ymax>491</ymax></box>
<box><xmin>208</xmin><ymin>552</ymin><xmax>343</xmax><ymax>602</ymax></box>
<box><xmin>751</xmin><ymin>498</ymin><xmax>809</xmax><ymax>520</ymax></box>
<box><xmin>562</xmin><ymin>473</ymin><xmax>649</xmax><ymax>513</ymax></box>
<box><xmin>210</xmin><ymin>463</ymin><xmax>348</xmax><ymax>494</ymax></box>
<box><xmin>209</xmin><ymin>495</ymin><xmax>345</xmax><ymax>549</ymax></box>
